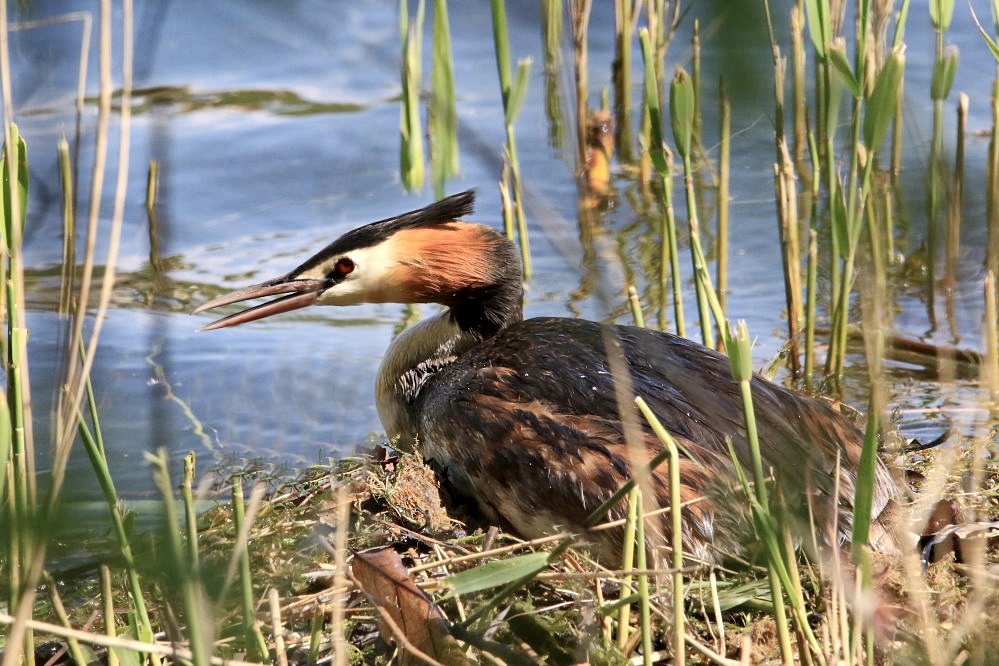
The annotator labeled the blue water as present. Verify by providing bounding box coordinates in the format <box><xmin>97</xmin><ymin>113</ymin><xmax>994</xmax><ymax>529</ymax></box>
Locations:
<box><xmin>10</xmin><ymin>0</ymin><xmax>997</xmax><ymax>504</ymax></box>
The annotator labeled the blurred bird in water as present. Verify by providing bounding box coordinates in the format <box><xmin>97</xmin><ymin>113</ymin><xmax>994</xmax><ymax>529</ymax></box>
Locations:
<box><xmin>583</xmin><ymin>109</ymin><xmax>615</xmax><ymax>197</ymax></box>
<box><xmin>196</xmin><ymin>190</ymin><xmax>898</xmax><ymax>565</ymax></box>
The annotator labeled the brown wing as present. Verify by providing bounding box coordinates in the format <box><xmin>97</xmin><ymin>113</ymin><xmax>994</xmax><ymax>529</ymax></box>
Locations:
<box><xmin>419</xmin><ymin>366</ymin><xmax>752</xmax><ymax>564</ymax></box>
<box><xmin>416</xmin><ymin>317</ymin><xmax>898</xmax><ymax>562</ymax></box>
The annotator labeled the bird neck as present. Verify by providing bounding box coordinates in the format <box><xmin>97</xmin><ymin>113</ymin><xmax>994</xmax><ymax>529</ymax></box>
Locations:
<box><xmin>375</xmin><ymin>223</ymin><xmax>525</xmax><ymax>445</ymax></box>
<box><xmin>393</xmin><ymin>222</ymin><xmax>525</xmax><ymax>338</ymax></box>
<box><xmin>375</xmin><ymin>311</ymin><xmax>484</xmax><ymax>445</ymax></box>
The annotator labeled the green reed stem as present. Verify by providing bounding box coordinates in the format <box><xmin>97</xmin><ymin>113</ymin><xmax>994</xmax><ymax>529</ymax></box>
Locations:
<box><xmin>399</xmin><ymin>0</ymin><xmax>426</xmax><ymax>192</ymax></box>
<box><xmin>308</xmin><ymin>610</ymin><xmax>323</xmax><ymax>666</ymax></box>
<box><xmin>100</xmin><ymin>565</ymin><xmax>121</xmax><ymax>666</ymax></box>
<box><xmin>59</xmin><ymin>139</ymin><xmax>75</xmax><ymax>315</ymax></box>
<box><xmin>145</xmin><ymin>160</ymin><xmax>163</xmax><ymax>273</ymax></box>
<box><xmin>570</xmin><ymin>0</ymin><xmax>592</xmax><ymax>172</ymax></box>
<box><xmin>945</xmin><ymin>94</ymin><xmax>967</xmax><ymax>294</ymax></box>
<box><xmin>491</xmin><ymin>0</ymin><xmax>532</xmax><ymax>278</ymax></box>
<box><xmin>2</xmin><ymin>122</ymin><xmax>36</xmax><ymax>666</ymax></box>
<box><xmin>990</xmin><ymin>71</ymin><xmax>999</xmax><ymax>278</ymax></box>
<box><xmin>890</xmin><ymin>81</ymin><xmax>904</xmax><ymax>178</ymax></box>
<box><xmin>851</xmin><ymin>386</ymin><xmax>881</xmax><ymax>557</ymax></box>
<box><xmin>633</xmin><ymin>485</ymin><xmax>654</xmax><ymax>666</ymax></box>
<box><xmin>0</xmin><ymin>373</ymin><xmax>7</xmax><ymax>508</ymax></box>
<box><xmin>726</xmin><ymin>324</ymin><xmax>796</xmax><ymax>665</ymax></box>
<box><xmin>805</xmin><ymin>228</ymin><xmax>818</xmax><ymax>390</ymax></box>
<box><xmin>627</xmin><ymin>285</ymin><xmax>645</xmax><ymax>328</ymax></box>
<box><xmin>691</xmin><ymin>20</ymin><xmax>702</xmax><ymax>160</ymax></box>
<box><xmin>639</xmin><ymin>29</ymin><xmax>684</xmax><ymax>336</ymax></box>
<box><xmin>616</xmin><ymin>485</ymin><xmax>639</xmax><ymax>651</ymax></box>
<box><xmin>613</xmin><ymin>0</ymin><xmax>636</xmax><ymax>163</ymax></box>
<box><xmin>764</xmin><ymin>1</ymin><xmax>804</xmax><ymax>374</ymax></box>
<box><xmin>182</xmin><ymin>452</ymin><xmax>200</xmax><ymax>570</ymax></box>
<box><xmin>930</xmin><ymin>0</ymin><xmax>956</xmax><ymax>156</ymax></box>
<box><xmin>231</xmin><ymin>478</ymin><xmax>269</xmax><ymax>660</ymax></box>
<box><xmin>76</xmin><ymin>362</ymin><xmax>153</xmax><ymax>638</ymax></box>
<box><xmin>149</xmin><ymin>449</ymin><xmax>213</xmax><ymax>666</ymax></box>
<box><xmin>671</xmin><ymin>67</ymin><xmax>713</xmax><ymax>348</ymax></box>
<box><xmin>540</xmin><ymin>0</ymin><xmax>563</xmax><ymax>151</ymax></box>
<box><xmin>717</xmin><ymin>80</ymin><xmax>730</xmax><ymax>313</ymax></box>
<box><xmin>791</xmin><ymin>3</ymin><xmax>807</xmax><ymax>165</ymax></box>
<box><xmin>635</xmin><ymin>398</ymin><xmax>685</xmax><ymax>666</ymax></box>
<box><xmin>430</xmin><ymin>0</ymin><xmax>458</xmax><ymax>200</ymax></box>
<box><xmin>985</xmin><ymin>271</ymin><xmax>999</xmax><ymax>400</ymax></box>
<box><xmin>43</xmin><ymin>571</ymin><xmax>92</xmax><ymax>666</ymax></box>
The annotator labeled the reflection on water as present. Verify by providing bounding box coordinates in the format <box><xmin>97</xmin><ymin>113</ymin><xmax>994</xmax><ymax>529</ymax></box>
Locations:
<box><xmin>10</xmin><ymin>0</ymin><xmax>998</xmax><ymax>507</ymax></box>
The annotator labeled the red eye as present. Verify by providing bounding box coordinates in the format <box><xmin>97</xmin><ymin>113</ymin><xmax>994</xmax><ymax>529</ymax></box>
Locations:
<box><xmin>335</xmin><ymin>257</ymin><xmax>355</xmax><ymax>277</ymax></box>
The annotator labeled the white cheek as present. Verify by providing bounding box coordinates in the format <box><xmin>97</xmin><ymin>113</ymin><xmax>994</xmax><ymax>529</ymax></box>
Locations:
<box><xmin>316</xmin><ymin>276</ymin><xmax>368</xmax><ymax>306</ymax></box>
<box><xmin>306</xmin><ymin>244</ymin><xmax>404</xmax><ymax>306</ymax></box>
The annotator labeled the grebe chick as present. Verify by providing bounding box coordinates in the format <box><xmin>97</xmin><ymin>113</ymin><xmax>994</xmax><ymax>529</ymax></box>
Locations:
<box><xmin>196</xmin><ymin>190</ymin><xmax>898</xmax><ymax>564</ymax></box>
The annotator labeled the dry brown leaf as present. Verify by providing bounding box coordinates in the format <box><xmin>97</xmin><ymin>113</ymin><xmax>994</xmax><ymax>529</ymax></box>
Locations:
<box><xmin>351</xmin><ymin>548</ymin><xmax>471</xmax><ymax>666</ymax></box>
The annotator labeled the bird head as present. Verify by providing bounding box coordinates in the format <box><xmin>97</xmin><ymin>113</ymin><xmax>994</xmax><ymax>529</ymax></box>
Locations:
<box><xmin>195</xmin><ymin>190</ymin><xmax>523</xmax><ymax>334</ymax></box>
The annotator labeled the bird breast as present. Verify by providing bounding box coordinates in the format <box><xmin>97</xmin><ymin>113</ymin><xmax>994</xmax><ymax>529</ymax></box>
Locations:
<box><xmin>374</xmin><ymin>311</ymin><xmax>480</xmax><ymax>448</ymax></box>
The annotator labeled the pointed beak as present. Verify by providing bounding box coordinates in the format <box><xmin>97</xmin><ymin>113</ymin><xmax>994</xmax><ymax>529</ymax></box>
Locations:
<box><xmin>194</xmin><ymin>276</ymin><xmax>326</xmax><ymax>331</ymax></box>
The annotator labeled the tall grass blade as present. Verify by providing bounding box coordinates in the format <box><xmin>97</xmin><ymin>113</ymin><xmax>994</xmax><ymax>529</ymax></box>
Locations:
<box><xmin>441</xmin><ymin>552</ymin><xmax>550</xmax><ymax>598</ymax></box>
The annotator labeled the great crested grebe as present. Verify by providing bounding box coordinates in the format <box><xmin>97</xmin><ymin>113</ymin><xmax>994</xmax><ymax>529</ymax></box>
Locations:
<box><xmin>196</xmin><ymin>190</ymin><xmax>898</xmax><ymax>564</ymax></box>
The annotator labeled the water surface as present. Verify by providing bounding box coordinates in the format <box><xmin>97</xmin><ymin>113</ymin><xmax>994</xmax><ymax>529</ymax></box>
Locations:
<box><xmin>11</xmin><ymin>0</ymin><xmax>996</xmax><ymax>506</ymax></box>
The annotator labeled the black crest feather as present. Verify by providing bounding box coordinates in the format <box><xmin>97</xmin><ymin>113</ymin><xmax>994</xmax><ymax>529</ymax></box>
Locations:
<box><xmin>291</xmin><ymin>191</ymin><xmax>476</xmax><ymax>276</ymax></box>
